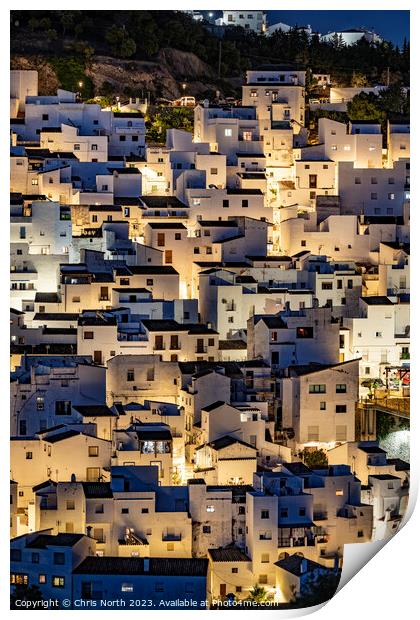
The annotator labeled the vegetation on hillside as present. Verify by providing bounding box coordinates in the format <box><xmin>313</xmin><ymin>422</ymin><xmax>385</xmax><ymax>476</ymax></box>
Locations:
<box><xmin>11</xmin><ymin>10</ymin><xmax>409</xmax><ymax>86</ymax></box>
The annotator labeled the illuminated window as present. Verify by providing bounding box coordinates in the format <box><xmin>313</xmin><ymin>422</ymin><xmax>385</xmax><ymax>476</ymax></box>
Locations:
<box><xmin>52</xmin><ymin>576</ymin><xmax>65</xmax><ymax>587</ymax></box>
<box><xmin>206</xmin><ymin>505</ymin><xmax>215</xmax><ymax>513</ymax></box>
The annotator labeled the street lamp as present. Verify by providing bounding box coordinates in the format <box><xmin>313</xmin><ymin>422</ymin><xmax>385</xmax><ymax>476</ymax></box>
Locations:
<box><xmin>182</xmin><ymin>82</ymin><xmax>187</xmax><ymax>92</ymax></box>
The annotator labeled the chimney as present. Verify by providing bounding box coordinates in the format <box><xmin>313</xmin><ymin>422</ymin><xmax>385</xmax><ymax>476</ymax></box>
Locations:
<box><xmin>144</xmin><ymin>558</ymin><xmax>150</xmax><ymax>572</ymax></box>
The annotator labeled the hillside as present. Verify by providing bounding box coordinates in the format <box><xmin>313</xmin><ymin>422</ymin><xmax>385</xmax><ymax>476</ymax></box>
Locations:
<box><xmin>10</xmin><ymin>10</ymin><xmax>409</xmax><ymax>101</ymax></box>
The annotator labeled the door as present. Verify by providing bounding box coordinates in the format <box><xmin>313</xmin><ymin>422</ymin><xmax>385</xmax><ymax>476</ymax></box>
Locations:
<box><xmin>157</xmin><ymin>233</ymin><xmax>165</xmax><ymax>247</ymax></box>
<box><xmin>93</xmin><ymin>350</ymin><xmax>102</xmax><ymax>365</ymax></box>
<box><xmin>165</xmin><ymin>250</ymin><xmax>172</xmax><ymax>264</ymax></box>
<box><xmin>309</xmin><ymin>174</ymin><xmax>317</xmax><ymax>188</ymax></box>
<box><xmin>196</xmin><ymin>338</ymin><xmax>204</xmax><ymax>353</ymax></box>
<box><xmin>219</xmin><ymin>584</ymin><xmax>227</xmax><ymax>598</ymax></box>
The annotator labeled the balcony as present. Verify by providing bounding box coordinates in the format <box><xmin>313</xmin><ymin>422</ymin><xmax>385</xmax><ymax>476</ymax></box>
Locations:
<box><xmin>153</xmin><ymin>344</ymin><xmax>166</xmax><ymax>351</ymax></box>
<box><xmin>162</xmin><ymin>533</ymin><xmax>182</xmax><ymax>542</ymax></box>
<box><xmin>195</xmin><ymin>346</ymin><xmax>208</xmax><ymax>354</ymax></box>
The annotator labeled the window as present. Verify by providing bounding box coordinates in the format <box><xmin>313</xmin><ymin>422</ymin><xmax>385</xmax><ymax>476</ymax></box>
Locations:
<box><xmin>261</xmin><ymin>510</ymin><xmax>270</xmax><ymax>519</ymax></box>
<box><xmin>89</xmin><ymin>446</ymin><xmax>99</xmax><ymax>457</ymax></box>
<box><xmin>55</xmin><ymin>401</ymin><xmax>71</xmax><ymax>415</ymax></box>
<box><xmin>355</xmin><ymin>177</ymin><xmax>361</xmax><ymax>184</ymax></box>
<box><xmin>91</xmin><ymin>144</ymin><xmax>98</xmax><ymax>151</ymax></box>
<box><xmin>309</xmin><ymin>384</ymin><xmax>326</xmax><ymax>394</ymax></box>
<box><xmin>203</xmin><ymin>525</ymin><xmax>211</xmax><ymax>533</ymax></box>
<box><xmin>42</xmin><ymin>114</ymin><xmax>49</xmax><ymax>121</ymax></box>
<box><xmin>222</xmin><ymin>199</ymin><xmax>229</xmax><ymax>208</ymax></box>
<box><xmin>95</xmin><ymin>504</ymin><xmax>104</xmax><ymax>514</ymax></box>
<box><xmin>39</xmin><ymin>575</ymin><xmax>46</xmax><ymax>584</ymax></box>
<box><xmin>259</xmin><ymin>575</ymin><xmax>268</xmax><ymax>584</ymax></box>
<box><xmin>66</xmin><ymin>500</ymin><xmax>75</xmax><ymax>510</ymax></box>
<box><xmin>224</xmin><ymin>128</ymin><xmax>233</xmax><ymax>137</ymax></box>
<box><xmin>84</xmin><ymin>331</ymin><xmax>94</xmax><ymax>340</ymax></box>
<box><xmin>167</xmin><ymin>543</ymin><xmax>174</xmax><ymax>551</ymax></box>
<box><xmin>299</xmin><ymin>507</ymin><xmax>306</xmax><ymax>516</ymax></box>
<box><xmin>322</xmin><ymin>282</ymin><xmax>333</xmax><ymax>290</ymax></box>
<box><xmin>11</xmin><ymin>574</ymin><xmax>28</xmax><ymax>585</ymax></box>
<box><xmin>146</xmin><ymin>279</ymin><xmax>153</xmax><ymax>287</ymax></box>
<box><xmin>336</xmin><ymin>384</ymin><xmax>347</xmax><ymax>393</ymax></box>
<box><xmin>74</xmin><ymin>144</ymin><xmax>80</xmax><ymax>150</ymax></box>
<box><xmin>376</xmin><ymin>331</ymin><xmax>382</xmax><ymax>338</ymax></box>
<box><xmin>232</xmin><ymin>567</ymin><xmax>238</xmax><ymax>573</ymax></box>
<box><xmin>335</xmin><ymin>405</ymin><xmax>347</xmax><ymax>413</ymax></box>
<box><xmin>206</xmin><ymin>505</ymin><xmax>215</xmax><ymax>513</ymax></box>
<box><xmin>336</xmin><ymin>489</ymin><xmax>344</xmax><ymax>496</ymax></box>
<box><xmin>242</xmin><ymin>199</ymin><xmax>248</xmax><ymax>208</ymax></box>
<box><xmin>141</xmin><ymin>508</ymin><xmax>149</xmax><ymax>514</ymax></box>
<box><xmin>296</xmin><ymin>326</ymin><xmax>313</xmax><ymax>338</ymax></box>
<box><xmin>307</xmin><ymin>426</ymin><xmax>319</xmax><ymax>441</ymax></box>
<box><xmin>26</xmin><ymin>452</ymin><xmax>33</xmax><ymax>460</ymax></box>
<box><xmin>261</xmin><ymin>553</ymin><xmax>270</xmax><ymax>563</ymax></box>
<box><xmin>11</xmin><ymin>549</ymin><xmax>22</xmax><ymax>561</ymax></box>
<box><xmin>36</xmin><ymin>396</ymin><xmax>44</xmax><ymax>411</ymax></box>
<box><xmin>127</xmin><ymin>369</ymin><xmax>135</xmax><ymax>382</ymax></box>
<box><xmin>52</xmin><ymin>576</ymin><xmax>65</xmax><ymax>587</ymax></box>
<box><xmin>347</xmin><ymin>279</ymin><xmax>353</xmax><ymax>289</ymax></box>
<box><xmin>388</xmin><ymin>193</ymin><xmax>395</xmax><ymax>200</ymax></box>
<box><xmin>54</xmin><ymin>553</ymin><xmax>65</xmax><ymax>565</ymax></box>
<box><xmin>175</xmin><ymin>233</ymin><xmax>181</xmax><ymax>241</ymax></box>
<box><xmin>121</xmin><ymin>508</ymin><xmax>129</xmax><ymax>514</ymax></box>
<box><xmin>121</xmin><ymin>583</ymin><xmax>133</xmax><ymax>592</ymax></box>
<box><xmin>357</xmin><ymin>530</ymin><xmax>364</xmax><ymax>538</ymax></box>
<box><xmin>210</xmin><ymin>168</ymin><xmax>218</xmax><ymax>175</ymax></box>
<box><xmin>371</xmin><ymin>193</ymin><xmax>378</xmax><ymax>200</ymax></box>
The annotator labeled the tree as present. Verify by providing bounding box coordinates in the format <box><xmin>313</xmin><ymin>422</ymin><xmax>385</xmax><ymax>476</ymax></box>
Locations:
<box><xmin>247</xmin><ymin>584</ymin><xmax>269</xmax><ymax>603</ymax></box>
<box><xmin>347</xmin><ymin>92</ymin><xmax>385</xmax><ymax>122</ymax></box>
<box><xmin>106</xmin><ymin>25</ymin><xmax>136</xmax><ymax>59</ymax></box>
<box><xmin>351</xmin><ymin>72</ymin><xmax>369</xmax><ymax>87</ymax></box>
<box><xmin>376</xmin><ymin>412</ymin><xmax>396</xmax><ymax>440</ymax></box>
<box><xmin>146</xmin><ymin>107</ymin><xmax>194</xmax><ymax>143</ymax></box>
<box><xmin>11</xmin><ymin>584</ymin><xmax>44</xmax><ymax>609</ymax></box>
<box><xmin>291</xmin><ymin>572</ymin><xmax>341</xmax><ymax>607</ymax></box>
<box><xmin>361</xmin><ymin>378</ymin><xmax>383</xmax><ymax>398</ymax></box>
<box><xmin>301</xmin><ymin>448</ymin><xmax>328</xmax><ymax>469</ymax></box>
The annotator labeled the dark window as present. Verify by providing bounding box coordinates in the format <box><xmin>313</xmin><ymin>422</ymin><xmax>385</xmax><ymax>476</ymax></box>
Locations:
<box><xmin>335</xmin><ymin>405</ymin><xmax>347</xmax><ymax>413</ymax></box>
<box><xmin>203</xmin><ymin>525</ymin><xmax>211</xmax><ymax>533</ymax></box>
<box><xmin>336</xmin><ymin>384</ymin><xmax>347</xmax><ymax>393</ymax></box>
<box><xmin>11</xmin><ymin>549</ymin><xmax>22</xmax><ymax>562</ymax></box>
<box><xmin>55</xmin><ymin>401</ymin><xmax>71</xmax><ymax>415</ymax></box>
<box><xmin>222</xmin><ymin>200</ymin><xmax>229</xmax><ymax>208</ymax></box>
<box><xmin>32</xmin><ymin>553</ymin><xmax>39</xmax><ymax>564</ymax></box>
<box><xmin>53</xmin><ymin>553</ymin><xmax>65</xmax><ymax>565</ymax></box>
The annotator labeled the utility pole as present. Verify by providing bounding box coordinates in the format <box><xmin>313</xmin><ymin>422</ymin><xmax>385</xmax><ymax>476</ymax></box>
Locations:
<box><xmin>218</xmin><ymin>40</ymin><xmax>222</xmax><ymax>79</ymax></box>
